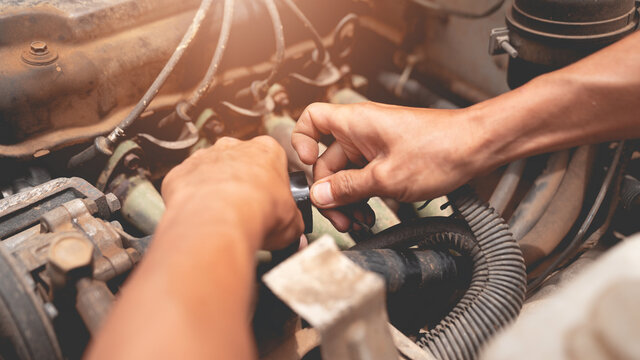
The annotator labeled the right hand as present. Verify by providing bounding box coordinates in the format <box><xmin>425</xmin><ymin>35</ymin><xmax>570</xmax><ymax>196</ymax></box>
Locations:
<box><xmin>292</xmin><ymin>101</ymin><xmax>483</xmax><ymax>228</ymax></box>
<box><xmin>162</xmin><ymin>136</ymin><xmax>304</xmax><ymax>251</ymax></box>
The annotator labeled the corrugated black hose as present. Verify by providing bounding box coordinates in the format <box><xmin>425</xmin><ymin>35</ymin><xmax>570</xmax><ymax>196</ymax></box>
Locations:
<box><xmin>353</xmin><ymin>187</ymin><xmax>526</xmax><ymax>360</ymax></box>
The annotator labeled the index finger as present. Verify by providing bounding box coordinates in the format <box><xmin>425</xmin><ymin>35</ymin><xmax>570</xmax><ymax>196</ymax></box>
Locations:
<box><xmin>292</xmin><ymin>102</ymin><xmax>344</xmax><ymax>165</ymax></box>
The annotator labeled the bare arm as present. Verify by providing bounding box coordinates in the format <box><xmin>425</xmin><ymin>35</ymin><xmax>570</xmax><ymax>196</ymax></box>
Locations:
<box><xmin>470</xmin><ymin>31</ymin><xmax>640</xmax><ymax>170</ymax></box>
<box><xmin>292</xmin><ymin>31</ymin><xmax>640</xmax><ymax>225</ymax></box>
<box><xmin>86</xmin><ymin>137</ymin><xmax>303</xmax><ymax>359</ymax></box>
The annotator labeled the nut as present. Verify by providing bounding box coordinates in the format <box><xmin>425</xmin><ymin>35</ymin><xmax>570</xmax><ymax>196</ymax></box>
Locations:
<box><xmin>123</xmin><ymin>153</ymin><xmax>140</xmax><ymax>170</ymax></box>
<box><xmin>48</xmin><ymin>236</ymin><xmax>94</xmax><ymax>274</ymax></box>
<box><xmin>22</xmin><ymin>40</ymin><xmax>58</xmax><ymax>66</ymax></box>
<box><xmin>105</xmin><ymin>193</ymin><xmax>121</xmax><ymax>213</ymax></box>
<box><xmin>30</xmin><ymin>41</ymin><xmax>48</xmax><ymax>55</ymax></box>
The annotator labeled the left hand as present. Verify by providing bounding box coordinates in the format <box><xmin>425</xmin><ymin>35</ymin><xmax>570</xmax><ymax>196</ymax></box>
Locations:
<box><xmin>162</xmin><ymin>136</ymin><xmax>305</xmax><ymax>250</ymax></box>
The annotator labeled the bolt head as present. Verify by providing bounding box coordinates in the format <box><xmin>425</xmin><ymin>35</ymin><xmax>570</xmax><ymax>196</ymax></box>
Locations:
<box><xmin>48</xmin><ymin>236</ymin><xmax>93</xmax><ymax>273</ymax></box>
<box><xmin>105</xmin><ymin>193</ymin><xmax>121</xmax><ymax>213</ymax></box>
<box><xmin>203</xmin><ymin>120</ymin><xmax>225</xmax><ymax>137</ymax></box>
<box><xmin>123</xmin><ymin>153</ymin><xmax>141</xmax><ymax>170</ymax></box>
<box><xmin>30</xmin><ymin>41</ymin><xmax>48</xmax><ymax>54</ymax></box>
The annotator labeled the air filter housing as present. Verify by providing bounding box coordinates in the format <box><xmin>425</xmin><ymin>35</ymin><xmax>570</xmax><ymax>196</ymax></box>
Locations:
<box><xmin>505</xmin><ymin>0</ymin><xmax>639</xmax><ymax>87</ymax></box>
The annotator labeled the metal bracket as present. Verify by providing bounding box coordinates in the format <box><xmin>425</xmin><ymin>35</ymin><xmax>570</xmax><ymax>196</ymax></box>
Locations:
<box><xmin>489</xmin><ymin>27</ymin><xmax>518</xmax><ymax>58</ymax></box>
<box><xmin>264</xmin><ymin>237</ymin><xmax>433</xmax><ymax>360</ymax></box>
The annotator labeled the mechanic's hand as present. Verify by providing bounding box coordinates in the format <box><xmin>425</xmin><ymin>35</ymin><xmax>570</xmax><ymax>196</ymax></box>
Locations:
<box><xmin>292</xmin><ymin>102</ymin><xmax>481</xmax><ymax>226</ymax></box>
<box><xmin>162</xmin><ymin>136</ymin><xmax>304</xmax><ymax>250</ymax></box>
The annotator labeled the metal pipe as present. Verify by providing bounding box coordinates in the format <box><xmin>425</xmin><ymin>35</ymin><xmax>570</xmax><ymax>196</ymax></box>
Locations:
<box><xmin>76</xmin><ymin>278</ymin><xmax>115</xmax><ymax>336</ymax></box>
<box><xmin>489</xmin><ymin>158</ymin><xmax>527</xmax><ymax>215</ymax></box>
<box><xmin>527</xmin><ymin>141</ymin><xmax>630</xmax><ymax>294</ymax></box>
<box><xmin>509</xmin><ymin>150</ymin><xmax>570</xmax><ymax>240</ymax></box>
<box><xmin>519</xmin><ymin>146</ymin><xmax>594</xmax><ymax>266</ymax></box>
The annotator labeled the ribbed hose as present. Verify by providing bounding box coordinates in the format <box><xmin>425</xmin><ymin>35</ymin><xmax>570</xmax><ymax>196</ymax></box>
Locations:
<box><xmin>362</xmin><ymin>188</ymin><xmax>526</xmax><ymax>359</ymax></box>
<box><xmin>417</xmin><ymin>188</ymin><xmax>526</xmax><ymax>359</ymax></box>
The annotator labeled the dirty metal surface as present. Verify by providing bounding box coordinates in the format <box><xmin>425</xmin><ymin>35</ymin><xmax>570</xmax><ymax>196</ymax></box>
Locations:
<box><xmin>0</xmin><ymin>177</ymin><xmax>110</xmax><ymax>239</ymax></box>
<box><xmin>264</xmin><ymin>236</ymin><xmax>399</xmax><ymax>360</ymax></box>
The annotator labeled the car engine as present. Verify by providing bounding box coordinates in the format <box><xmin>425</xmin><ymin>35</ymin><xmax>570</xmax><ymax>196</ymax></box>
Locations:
<box><xmin>1</xmin><ymin>0</ymin><xmax>639</xmax><ymax>359</ymax></box>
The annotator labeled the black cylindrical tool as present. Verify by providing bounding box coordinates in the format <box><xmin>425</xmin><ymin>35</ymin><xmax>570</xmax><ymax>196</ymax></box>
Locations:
<box><xmin>289</xmin><ymin>171</ymin><xmax>313</xmax><ymax>233</ymax></box>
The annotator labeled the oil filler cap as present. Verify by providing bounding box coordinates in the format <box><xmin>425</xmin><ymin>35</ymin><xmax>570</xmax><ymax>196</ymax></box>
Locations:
<box><xmin>289</xmin><ymin>171</ymin><xmax>313</xmax><ymax>233</ymax></box>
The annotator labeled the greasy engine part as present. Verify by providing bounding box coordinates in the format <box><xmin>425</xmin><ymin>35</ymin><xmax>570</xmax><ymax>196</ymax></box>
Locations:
<box><xmin>507</xmin><ymin>150</ymin><xmax>570</xmax><ymax>240</ymax></box>
<box><xmin>343</xmin><ymin>249</ymin><xmax>467</xmax><ymax>297</ymax></box>
<box><xmin>487</xmin><ymin>0</ymin><xmax>637</xmax><ymax>241</ymax></box>
<box><xmin>264</xmin><ymin>237</ymin><xmax>401</xmax><ymax>360</ymax></box>
<box><xmin>0</xmin><ymin>177</ymin><xmax>118</xmax><ymax>239</ymax></box>
<box><xmin>352</xmin><ymin>191</ymin><xmax>527</xmax><ymax>359</ymax></box>
<box><xmin>527</xmin><ymin>141</ymin><xmax>634</xmax><ymax>294</ymax></box>
<box><xmin>0</xmin><ymin>0</ymin><xmax>637</xmax><ymax>359</ymax></box>
<box><xmin>621</xmin><ymin>175</ymin><xmax>640</xmax><ymax>211</ymax></box>
<box><xmin>518</xmin><ymin>146</ymin><xmax>595</xmax><ymax>267</ymax></box>
<box><xmin>344</xmin><ymin>248</ymin><xmax>471</xmax><ymax>333</ymax></box>
<box><xmin>0</xmin><ymin>178</ymin><xmax>143</xmax><ymax>358</ymax></box>
<box><xmin>66</xmin><ymin>0</ymin><xmax>237</xmax><ymax>169</ymax></box>
<box><xmin>0</xmin><ymin>241</ymin><xmax>62</xmax><ymax>360</ymax></box>
<box><xmin>484</xmin><ymin>0</ymin><xmax>637</xmax><ymax>290</ymax></box>
<box><xmin>492</xmin><ymin>0</ymin><xmax>639</xmax><ymax>88</ymax></box>
<box><xmin>0</xmin><ymin>0</ymin><xmax>363</xmax><ymax>158</ymax></box>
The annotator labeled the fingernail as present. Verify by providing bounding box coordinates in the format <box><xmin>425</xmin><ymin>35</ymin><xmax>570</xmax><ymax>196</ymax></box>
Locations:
<box><xmin>312</xmin><ymin>182</ymin><xmax>334</xmax><ymax>206</ymax></box>
<box><xmin>352</xmin><ymin>222</ymin><xmax>362</xmax><ymax>231</ymax></box>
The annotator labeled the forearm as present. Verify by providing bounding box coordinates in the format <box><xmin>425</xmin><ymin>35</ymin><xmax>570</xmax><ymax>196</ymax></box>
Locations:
<box><xmin>470</xmin><ymin>31</ymin><xmax>640</xmax><ymax>171</ymax></box>
<box><xmin>87</xmin><ymin>195</ymin><xmax>263</xmax><ymax>359</ymax></box>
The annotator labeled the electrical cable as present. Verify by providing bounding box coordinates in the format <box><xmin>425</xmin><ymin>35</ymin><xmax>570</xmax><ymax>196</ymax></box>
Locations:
<box><xmin>527</xmin><ymin>141</ymin><xmax>627</xmax><ymax>294</ymax></box>
<box><xmin>410</xmin><ymin>0</ymin><xmax>506</xmax><ymax>19</ymax></box>
<box><xmin>111</xmin><ymin>0</ymin><xmax>216</xmax><ymax>137</ymax></box>
<box><xmin>68</xmin><ymin>0</ymin><xmax>216</xmax><ymax>168</ymax></box>
<box><xmin>279</xmin><ymin>0</ymin><xmax>327</xmax><ymax>63</ymax></box>
<box><xmin>253</xmin><ymin>0</ymin><xmax>286</xmax><ymax>98</ymax></box>
<box><xmin>184</xmin><ymin>0</ymin><xmax>236</xmax><ymax>113</ymax></box>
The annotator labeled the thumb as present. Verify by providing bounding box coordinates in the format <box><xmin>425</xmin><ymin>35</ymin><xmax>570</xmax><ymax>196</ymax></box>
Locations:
<box><xmin>311</xmin><ymin>168</ymin><xmax>375</xmax><ymax>208</ymax></box>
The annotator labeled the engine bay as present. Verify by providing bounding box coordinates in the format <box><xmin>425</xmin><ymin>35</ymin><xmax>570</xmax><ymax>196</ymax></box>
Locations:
<box><xmin>1</xmin><ymin>0</ymin><xmax>639</xmax><ymax>359</ymax></box>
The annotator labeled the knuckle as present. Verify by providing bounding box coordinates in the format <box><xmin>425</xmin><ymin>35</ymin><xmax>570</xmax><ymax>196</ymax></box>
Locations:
<box><xmin>190</xmin><ymin>148</ymin><xmax>207</xmax><ymax>159</ymax></box>
<box><xmin>334</xmin><ymin>104</ymin><xmax>352</xmax><ymax>121</ymax></box>
<box><xmin>305</xmin><ymin>102</ymin><xmax>324</xmax><ymax>115</ymax></box>
<box><xmin>370</xmin><ymin>163</ymin><xmax>388</xmax><ymax>189</ymax></box>
<box><xmin>215</xmin><ymin>136</ymin><xmax>239</xmax><ymax>147</ymax></box>
<box><xmin>254</xmin><ymin>135</ymin><xmax>279</xmax><ymax>149</ymax></box>
<box><xmin>254</xmin><ymin>136</ymin><xmax>286</xmax><ymax>161</ymax></box>
<box><xmin>161</xmin><ymin>169</ymin><xmax>177</xmax><ymax>196</ymax></box>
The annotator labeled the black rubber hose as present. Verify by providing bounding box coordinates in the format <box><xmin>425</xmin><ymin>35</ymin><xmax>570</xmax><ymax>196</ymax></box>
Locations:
<box><xmin>351</xmin><ymin>217</ymin><xmax>473</xmax><ymax>251</ymax></box>
<box><xmin>343</xmin><ymin>249</ymin><xmax>468</xmax><ymax>294</ymax></box>
<box><xmin>620</xmin><ymin>175</ymin><xmax>640</xmax><ymax>211</ymax></box>
<box><xmin>356</xmin><ymin>189</ymin><xmax>526</xmax><ymax>360</ymax></box>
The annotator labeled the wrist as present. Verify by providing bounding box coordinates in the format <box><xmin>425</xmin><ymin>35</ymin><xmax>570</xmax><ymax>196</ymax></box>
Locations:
<box><xmin>453</xmin><ymin>106</ymin><xmax>504</xmax><ymax>178</ymax></box>
<box><xmin>465</xmin><ymin>72</ymin><xmax>586</xmax><ymax>173</ymax></box>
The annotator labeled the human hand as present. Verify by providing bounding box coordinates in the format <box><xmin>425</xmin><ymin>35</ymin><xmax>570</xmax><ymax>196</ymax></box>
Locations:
<box><xmin>162</xmin><ymin>136</ymin><xmax>304</xmax><ymax>250</ymax></box>
<box><xmin>292</xmin><ymin>102</ymin><xmax>483</xmax><ymax>228</ymax></box>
